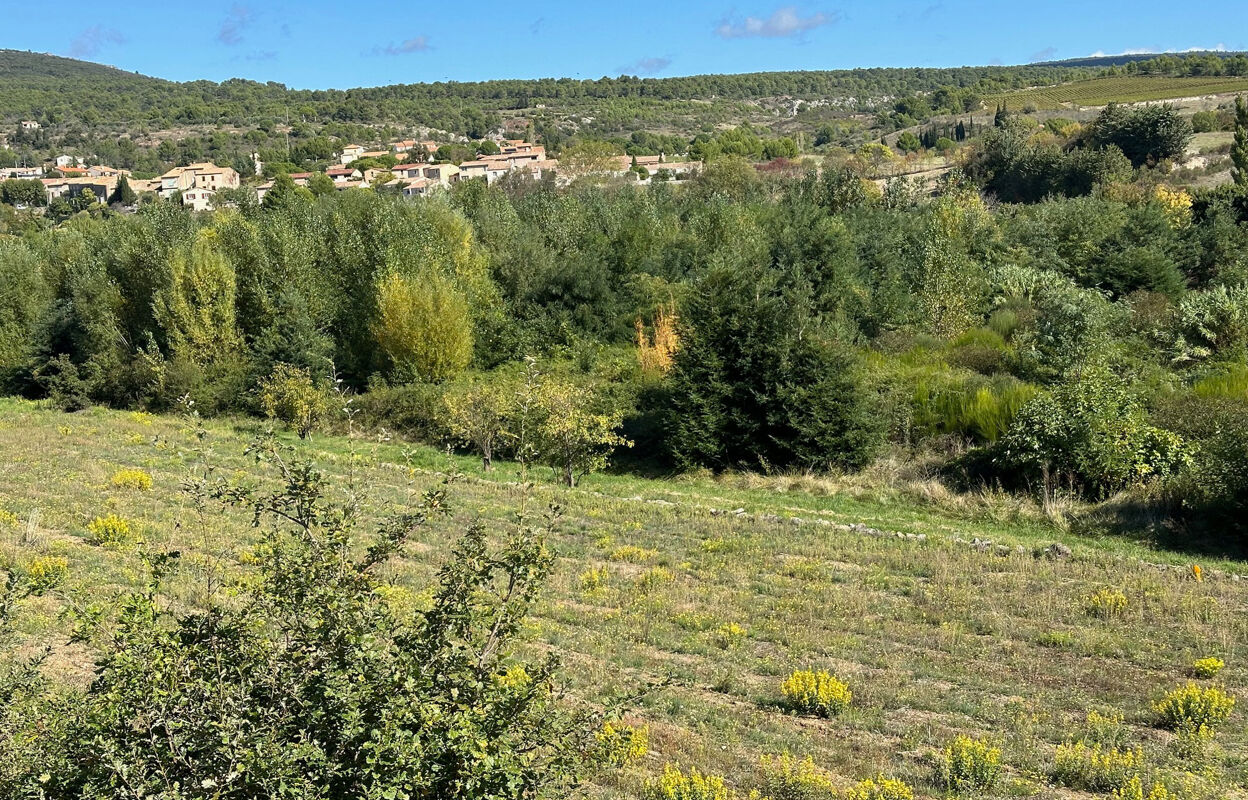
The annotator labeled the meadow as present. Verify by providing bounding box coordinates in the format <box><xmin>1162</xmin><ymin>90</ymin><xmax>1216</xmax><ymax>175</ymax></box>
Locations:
<box><xmin>2</xmin><ymin>397</ymin><xmax>1244</xmax><ymax>799</ymax></box>
<box><xmin>984</xmin><ymin>75</ymin><xmax>1248</xmax><ymax>110</ymax></box>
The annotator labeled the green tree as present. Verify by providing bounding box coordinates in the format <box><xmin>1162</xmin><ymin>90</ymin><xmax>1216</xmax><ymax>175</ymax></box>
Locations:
<box><xmin>666</xmin><ymin>265</ymin><xmax>884</xmax><ymax>472</ymax></box>
<box><xmin>443</xmin><ymin>378</ymin><xmax>515</xmax><ymax>471</ymax></box>
<box><xmin>1087</xmin><ymin>102</ymin><xmax>1191</xmax><ymax>167</ymax></box>
<box><xmin>896</xmin><ymin>131</ymin><xmax>922</xmax><ymax>153</ymax></box>
<box><xmin>307</xmin><ymin>172</ymin><xmax>335</xmax><ymax>196</ymax></box>
<box><xmin>0</xmin><ymin>178</ymin><xmax>46</xmax><ymax>207</ymax></box>
<box><xmin>111</xmin><ymin>175</ymin><xmax>137</xmax><ymax>206</ymax></box>
<box><xmin>1232</xmin><ymin>95</ymin><xmax>1248</xmax><ymax>186</ymax></box>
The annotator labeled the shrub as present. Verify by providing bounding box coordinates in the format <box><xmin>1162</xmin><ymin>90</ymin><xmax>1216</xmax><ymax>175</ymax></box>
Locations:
<box><xmin>1113</xmin><ymin>776</ymin><xmax>1173</xmax><ymax>800</ymax></box>
<box><xmin>109</xmin><ymin>469</ymin><xmax>152</xmax><ymax>491</ymax></box>
<box><xmin>780</xmin><ymin>670</ymin><xmax>851</xmax><ymax>717</ymax></box>
<box><xmin>610</xmin><ymin>546</ymin><xmax>656</xmax><ymax>563</ymax></box>
<box><xmin>0</xmin><ymin>509</ymin><xmax>18</xmax><ymax>528</ymax></box>
<box><xmin>24</xmin><ymin>556</ymin><xmax>68</xmax><ymax>592</ymax></box>
<box><xmin>1083</xmin><ymin>588</ymin><xmax>1129</xmax><ymax>618</ymax></box>
<box><xmin>258</xmin><ymin>364</ymin><xmax>330</xmax><ymax>439</ymax></box>
<box><xmin>1192</xmin><ymin>657</ymin><xmax>1225</xmax><ymax>679</ymax></box>
<box><xmin>1083</xmin><ymin>709</ymin><xmax>1129</xmax><ymax>748</ymax></box>
<box><xmin>715</xmin><ymin>622</ymin><xmax>747</xmax><ymax>649</ymax></box>
<box><xmin>8</xmin><ymin>433</ymin><xmax>619</xmax><ymax>799</ymax></box>
<box><xmin>843</xmin><ymin>776</ymin><xmax>914</xmax><ymax>800</ymax></box>
<box><xmin>754</xmin><ymin>753</ymin><xmax>835</xmax><ymax>800</ymax></box>
<box><xmin>595</xmin><ymin>722</ymin><xmax>648</xmax><ymax>767</ymax></box>
<box><xmin>86</xmin><ymin>514</ymin><xmax>132</xmax><ymax>546</ymax></box>
<box><xmin>578</xmin><ymin>566</ymin><xmax>609</xmax><ymax>594</ymax></box>
<box><xmin>1154</xmin><ymin>683</ymin><xmax>1236</xmax><ymax>732</ymax></box>
<box><xmin>940</xmin><ymin>735</ymin><xmax>1001</xmax><ymax>794</ymax></box>
<box><xmin>1052</xmin><ymin>740</ymin><xmax>1142</xmax><ymax>792</ymax></box>
<box><xmin>999</xmin><ymin>369</ymin><xmax>1192</xmax><ymax>498</ymax></box>
<box><xmin>646</xmin><ymin>764</ymin><xmax>733</xmax><ymax>800</ymax></box>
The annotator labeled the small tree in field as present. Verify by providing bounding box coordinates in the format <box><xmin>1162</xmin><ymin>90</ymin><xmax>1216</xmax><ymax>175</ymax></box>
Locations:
<box><xmin>535</xmin><ymin>379</ymin><xmax>631</xmax><ymax>487</ymax></box>
<box><xmin>443</xmin><ymin>379</ymin><xmax>515</xmax><ymax>471</ymax></box>
<box><xmin>258</xmin><ymin>363</ymin><xmax>330</xmax><ymax>439</ymax></box>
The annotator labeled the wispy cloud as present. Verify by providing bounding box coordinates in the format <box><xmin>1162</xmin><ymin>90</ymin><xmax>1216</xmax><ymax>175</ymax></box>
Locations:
<box><xmin>68</xmin><ymin>25</ymin><xmax>125</xmax><ymax>58</ymax></box>
<box><xmin>218</xmin><ymin>5</ymin><xmax>255</xmax><ymax>46</ymax></box>
<box><xmin>618</xmin><ymin>56</ymin><xmax>673</xmax><ymax>75</ymax></box>
<box><xmin>1030</xmin><ymin>46</ymin><xmax>1058</xmax><ymax>62</ymax></box>
<box><xmin>715</xmin><ymin>6</ymin><xmax>839</xmax><ymax>39</ymax></box>
<box><xmin>374</xmin><ymin>36</ymin><xmax>431</xmax><ymax>56</ymax></box>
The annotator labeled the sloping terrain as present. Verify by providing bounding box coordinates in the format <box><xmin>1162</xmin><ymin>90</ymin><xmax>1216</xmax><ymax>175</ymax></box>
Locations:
<box><xmin>1</xmin><ymin>398</ymin><xmax>1244</xmax><ymax>798</ymax></box>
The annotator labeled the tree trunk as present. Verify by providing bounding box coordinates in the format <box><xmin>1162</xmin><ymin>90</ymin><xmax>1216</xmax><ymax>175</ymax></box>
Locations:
<box><xmin>482</xmin><ymin>448</ymin><xmax>492</xmax><ymax>472</ymax></box>
<box><xmin>563</xmin><ymin>459</ymin><xmax>575</xmax><ymax>488</ymax></box>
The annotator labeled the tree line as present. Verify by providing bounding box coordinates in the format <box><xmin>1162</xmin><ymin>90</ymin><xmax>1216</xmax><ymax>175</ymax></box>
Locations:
<box><xmin>2</xmin><ymin>112</ymin><xmax>1248</xmax><ymax>547</ymax></box>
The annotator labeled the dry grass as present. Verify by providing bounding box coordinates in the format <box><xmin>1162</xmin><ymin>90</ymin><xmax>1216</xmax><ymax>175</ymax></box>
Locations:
<box><xmin>0</xmin><ymin>397</ymin><xmax>1245</xmax><ymax>799</ymax></box>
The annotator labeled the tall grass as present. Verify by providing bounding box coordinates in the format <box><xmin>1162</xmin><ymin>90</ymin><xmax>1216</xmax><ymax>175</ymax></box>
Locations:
<box><xmin>1193</xmin><ymin>364</ymin><xmax>1248</xmax><ymax>401</ymax></box>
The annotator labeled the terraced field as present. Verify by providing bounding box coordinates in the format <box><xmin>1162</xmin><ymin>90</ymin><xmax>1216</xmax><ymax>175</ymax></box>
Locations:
<box><xmin>984</xmin><ymin>75</ymin><xmax>1248</xmax><ymax>110</ymax></box>
<box><xmin>1</xmin><ymin>398</ymin><xmax>1245</xmax><ymax>799</ymax></box>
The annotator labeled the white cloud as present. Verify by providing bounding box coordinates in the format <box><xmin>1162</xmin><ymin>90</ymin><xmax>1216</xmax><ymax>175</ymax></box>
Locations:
<box><xmin>376</xmin><ymin>36</ymin><xmax>431</xmax><ymax>56</ymax></box>
<box><xmin>218</xmin><ymin>5</ymin><xmax>255</xmax><ymax>46</ymax></box>
<box><xmin>619</xmin><ymin>56</ymin><xmax>673</xmax><ymax>75</ymax></box>
<box><xmin>68</xmin><ymin>25</ymin><xmax>125</xmax><ymax>58</ymax></box>
<box><xmin>715</xmin><ymin>6</ymin><xmax>839</xmax><ymax>39</ymax></box>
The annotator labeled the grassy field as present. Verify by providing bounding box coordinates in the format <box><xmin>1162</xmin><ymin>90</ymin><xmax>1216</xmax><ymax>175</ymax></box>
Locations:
<box><xmin>1</xmin><ymin>397</ymin><xmax>1246</xmax><ymax>799</ymax></box>
<box><xmin>984</xmin><ymin>75</ymin><xmax>1248</xmax><ymax>111</ymax></box>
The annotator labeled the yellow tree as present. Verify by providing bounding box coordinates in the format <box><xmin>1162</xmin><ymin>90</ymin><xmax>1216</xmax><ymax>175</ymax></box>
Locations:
<box><xmin>372</xmin><ymin>272</ymin><xmax>472</xmax><ymax>382</ymax></box>
<box><xmin>535</xmin><ymin>379</ymin><xmax>631</xmax><ymax>487</ymax></box>
<box><xmin>636</xmin><ymin>303</ymin><xmax>679</xmax><ymax>378</ymax></box>
<box><xmin>258</xmin><ymin>363</ymin><xmax>330</xmax><ymax>439</ymax></box>
<box><xmin>154</xmin><ymin>228</ymin><xmax>242</xmax><ymax>364</ymax></box>
<box><xmin>443</xmin><ymin>379</ymin><xmax>514</xmax><ymax>471</ymax></box>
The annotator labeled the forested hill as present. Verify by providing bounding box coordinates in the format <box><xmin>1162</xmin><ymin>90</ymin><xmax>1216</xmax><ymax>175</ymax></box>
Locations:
<box><xmin>0</xmin><ymin>48</ymin><xmax>1096</xmax><ymax>133</ymax></box>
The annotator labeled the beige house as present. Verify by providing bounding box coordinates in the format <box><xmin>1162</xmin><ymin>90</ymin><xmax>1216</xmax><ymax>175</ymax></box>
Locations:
<box><xmin>86</xmin><ymin>165</ymin><xmax>127</xmax><ymax>179</ymax></box>
<box><xmin>326</xmin><ymin>166</ymin><xmax>363</xmax><ymax>183</ymax></box>
<box><xmin>646</xmin><ymin>161</ymin><xmax>697</xmax><ymax>179</ymax></box>
<box><xmin>339</xmin><ymin>144</ymin><xmax>366</xmax><ymax>164</ymax></box>
<box><xmin>156</xmin><ymin>163</ymin><xmax>241</xmax><ymax>208</ymax></box>
<box><xmin>41</xmin><ymin>176</ymin><xmax>117</xmax><ymax>202</ymax></box>
<box><xmin>20</xmin><ymin>120</ymin><xmax>40</xmax><ymax>130</ymax></box>
<box><xmin>400</xmin><ymin>177</ymin><xmax>437</xmax><ymax>197</ymax></box>
<box><xmin>391</xmin><ymin>163</ymin><xmax>425</xmax><ymax>180</ymax></box>
<box><xmin>421</xmin><ymin>163</ymin><xmax>460</xmax><ymax>185</ymax></box>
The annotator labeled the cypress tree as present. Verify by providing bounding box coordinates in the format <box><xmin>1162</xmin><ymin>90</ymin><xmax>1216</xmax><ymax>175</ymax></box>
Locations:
<box><xmin>1232</xmin><ymin>95</ymin><xmax>1248</xmax><ymax>186</ymax></box>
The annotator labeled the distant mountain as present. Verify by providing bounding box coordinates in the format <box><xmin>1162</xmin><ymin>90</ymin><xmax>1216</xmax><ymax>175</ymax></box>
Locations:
<box><xmin>1</xmin><ymin>48</ymin><xmax>1244</xmax><ymax>141</ymax></box>
<box><xmin>1035</xmin><ymin>51</ymin><xmax>1248</xmax><ymax>69</ymax></box>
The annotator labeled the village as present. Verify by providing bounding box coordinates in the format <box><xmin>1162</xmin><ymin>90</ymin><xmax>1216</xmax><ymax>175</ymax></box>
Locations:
<box><xmin>5</xmin><ymin>122</ymin><xmax>699</xmax><ymax>211</ymax></box>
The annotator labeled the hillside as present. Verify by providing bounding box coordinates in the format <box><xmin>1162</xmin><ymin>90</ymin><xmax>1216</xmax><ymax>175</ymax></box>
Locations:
<box><xmin>0</xmin><ymin>48</ymin><xmax>1104</xmax><ymax>138</ymax></box>
<box><xmin>1</xmin><ymin>398</ymin><xmax>1244</xmax><ymax>798</ymax></box>
<box><xmin>985</xmin><ymin>74</ymin><xmax>1248</xmax><ymax>111</ymax></box>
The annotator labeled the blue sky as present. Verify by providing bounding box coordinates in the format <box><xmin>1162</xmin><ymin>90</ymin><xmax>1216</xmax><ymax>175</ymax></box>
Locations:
<box><xmin>4</xmin><ymin>1</ymin><xmax>1246</xmax><ymax>89</ymax></box>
